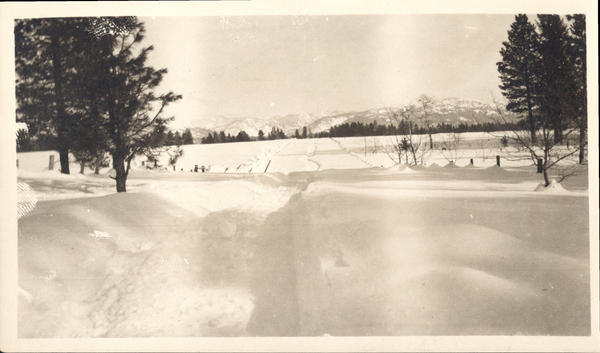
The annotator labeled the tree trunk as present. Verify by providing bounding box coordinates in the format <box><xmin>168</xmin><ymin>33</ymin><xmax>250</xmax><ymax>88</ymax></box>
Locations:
<box><xmin>553</xmin><ymin>128</ymin><xmax>560</xmax><ymax>144</ymax></box>
<box><xmin>58</xmin><ymin>143</ymin><xmax>70</xmax><ymax>174</ymax></box>
<box><xmin>542</xmin><ymin>165</ymin><xmax>550</xmax><ymax>187</ymax></box>
<box><xmin>579</xmin><ymin>120</ymin><xmax>586</xmax><ymax>164</ymax></box>
<box><xmin>542</xmin><ymin>150</ymin><xmax>550</xmax><ymax>187</ymax></box>
<box><xmin>94</xmin><ymin>161</ymin><xmax>101</xmax><ymax>174</ymax></box>
<box><xmin>527</xmin><ymin>105</ymin><xmax>536</xmax><ymax>144</ymax></box>
<box><xmin>51</xmin><ymin>29</ymin><xmax>70</xmax><ymax>175</ymax></box>
<box><xmin>112</xmin><ymin>153</ymin><xmax>128</xmax><ymax>193</ymax></box>
<box><xmin>79</xmin><ymin>161</ymin><xmax>85</xmax><ymax>174</ymax></box>
<box><xmin>427</xmin><ymin>130</ymin><xmax>434</xmax><ymax>150</ymax></box>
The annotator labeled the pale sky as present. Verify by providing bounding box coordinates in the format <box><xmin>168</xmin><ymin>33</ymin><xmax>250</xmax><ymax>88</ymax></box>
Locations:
<box><xmin>140</xmin><ymin>14</ymin><xmax>517</xmax><ymax>127</ymax></box>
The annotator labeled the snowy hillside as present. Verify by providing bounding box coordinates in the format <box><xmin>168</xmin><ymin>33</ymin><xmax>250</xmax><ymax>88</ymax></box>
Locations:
<box><xmin>180</xmin><ymin>98</ymin><xmax>500</xmax><ymax>138</ymax></box>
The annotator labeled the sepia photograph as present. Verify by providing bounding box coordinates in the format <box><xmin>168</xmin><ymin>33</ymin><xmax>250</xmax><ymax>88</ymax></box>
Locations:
<box><xmin>1</xmin><ymin>1</ymin><xmax>598</xmax><ymax>351</ymax></box>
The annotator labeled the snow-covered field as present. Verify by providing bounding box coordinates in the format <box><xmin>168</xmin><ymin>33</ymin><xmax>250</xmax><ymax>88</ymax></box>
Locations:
<box><xmin>14</xmin><ymin>133</ymin><xmax>592</xmax><ymax>340</ymax></box>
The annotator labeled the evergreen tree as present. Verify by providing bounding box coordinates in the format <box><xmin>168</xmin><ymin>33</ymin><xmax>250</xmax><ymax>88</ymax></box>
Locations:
<box><xmin>15</xmin><ymin>18</ymin><xmax>89</xmax><ymax>174</ymax></box>
<box><xmin>165</xmin><ymin>130</ymin><xmax>175</xmax><ymax>145</ymax></box>
<box><xmin>268</xmin><ymin>126</ymin><xmax>277</xmax><ymax>140</ymax></box>
<box><xmin>83</xmin><ymin>18</ymin><xmax>181</xmax><ymax>192</ymax></box>
<box><xmin>536</xmin><ymin>15</ymin><xmax>574</xmax><ymax>144</ymax></box>
<box><xmin>203</xmin><ymin>133</ymin><xmax>214</xmax><ymax>144</ymax></box>
<box><xmin>236</xmin><ymin>130</ymin><xmax>250</xmax><ymax>142</ymax></box>
<box><xmin>497</xmin><ymin>14</ymin><xmax>541</xmax><ymax>143</ymax></box>
<box><xmin>258</xmin><ymin>129</ymin><xmax>265</xmax><ymax>141</ymax></box>
<box><xmin>173</xmin><ymin>131</ymin><xmax>183</xmax><ymax>146</ymax></box>
<box><xmin>277</xmin><ymin>128</ymin><xmax>286</xmax><ymax>139</ymax></box>
<box><xmin>70</xmin><ymin>107</ymin><xmax>109</xmax><ymax>174</ymax></box>
<box><xmin>566</xmin><ymin>14</ymin><xmax>587</xmax><ymax>163</ymax></box>
<box><xmin>182</xmin><ymin>128</ymin><xmax>194</xmax><ymax>144</ymax></box>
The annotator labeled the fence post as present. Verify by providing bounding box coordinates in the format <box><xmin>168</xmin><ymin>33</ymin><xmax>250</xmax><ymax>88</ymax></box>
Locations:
<box><xmin>470</xmin><ymin>158</ymin><xmax>474</xmax><ymax>165</ymax></box>
<box><xmin>48</xmin><ymin>155</ymin><xmax>54</xmax><ymax>170</ymax></box>
<box><xmin>496</xmin><ymin>155</ymin><xmax>500</xmax><ymax>167</ymax></box>
<box><xmin>16</xmin><ymin>159</ymin><xmax>19</xmax><ymax>169</ymax></box>
<box><xmin>537</xmin><ymin>158</ymin><xmax>543</xmax><ymax>173</ymax></box>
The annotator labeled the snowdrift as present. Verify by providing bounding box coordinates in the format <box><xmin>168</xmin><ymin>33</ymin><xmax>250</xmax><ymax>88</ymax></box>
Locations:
<box><xmin>14</xmin><ymin>134</ymin><xmax>590</xmax><ymax>338</ymax></box>
<box><xmin>18</xmin><ymin>191</ymin><xmax>266</xmax><ymax>337</ymax></box>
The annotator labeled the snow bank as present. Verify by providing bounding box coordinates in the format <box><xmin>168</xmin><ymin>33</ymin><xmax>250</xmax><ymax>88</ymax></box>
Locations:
<box><xmin>293</xmin><ymin>180</ymin><xmax>589</xmax><ymax>336</ymax></box>
<box><xmin>151</xmin><ymin>178</ymin><xmax>299</xmax><ymax>221</ymax></box>
<box><xmin>88</xmin><ymin>247</ymin><xmax>255</xmax><ymax>337</ymax></box>
<box><xmin>17</xmin><ymin>191</ymin><xmax>258</xmax><ymax>338</ymax></box>
<box><xmin>534</xmin><ymin>179</ymin><xmax>568</xmax><ymax>193</ymax></box>
<box><xmin>443</xmin><ymin>161</ymin><xmax>460</xmax><ymax>168</ymax></box>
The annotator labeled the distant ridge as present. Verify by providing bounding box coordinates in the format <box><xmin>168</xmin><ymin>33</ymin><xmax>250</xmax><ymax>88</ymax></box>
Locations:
<box><xmin>177</xmin><ymin>97</ymin><xmax>500</xmax><ymax>139</ymax></box>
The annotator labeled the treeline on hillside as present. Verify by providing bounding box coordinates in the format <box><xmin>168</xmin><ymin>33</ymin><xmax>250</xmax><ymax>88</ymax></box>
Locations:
<box><xmin>319</xmin><ymin>120</ymin><xmax>522</xmax><ymax>138</ymax></box>
<box><xmin>164</xmin><ymin>128</ymin><xmax>194</xmax><ymax>146</ymax></box>
<box><xmin>196</xmin><ymin>119</ymin><xmax>525</xmax><ymax>145</ymax></box>
<box><xmin>201</xmin><ymin>126</ymin><xmax>287</xmax><ymax>144</ymax></box>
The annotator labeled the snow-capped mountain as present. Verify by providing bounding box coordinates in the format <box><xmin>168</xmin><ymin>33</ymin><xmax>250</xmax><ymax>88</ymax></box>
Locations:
<box><xmin>182</xmin><ymin>97</ymin><xmax>500</xmax><ymax>138</ymax></box>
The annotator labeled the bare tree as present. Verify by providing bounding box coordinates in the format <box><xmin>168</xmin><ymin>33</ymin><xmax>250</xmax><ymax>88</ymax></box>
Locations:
<box><xmin>372</xmin><ymin>137</ymin><xmax>378</xmax><ymax>154</ymax></box>
<box><xmin>491</xmin><ymin>98</ymin><xmax>582</xmax><ymax>187</ymax></box>
<box><xmin>382</xmin><ymin>106</ymin><xmax>431</xmax><ymax>166</ymax></box>
<box><xmin>417</xmin><ymin>95</ymin><xmax>437</xmax><ymax>149</ymax></box>
<box><xmin>476</xmin><ymin>137</ymin><xmax>495</xmax><ymax>162</ymax></box>
<box><xmin>439</xmin><ymin>130</ymin><xmax>464</xmax><ymax>164</ymax></box>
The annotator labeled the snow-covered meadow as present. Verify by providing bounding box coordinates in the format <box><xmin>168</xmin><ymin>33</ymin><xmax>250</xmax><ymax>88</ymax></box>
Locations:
<box><xmin>16</xmin><ymin>132</ymin><xmax>591</xmax><ymax>338</ymax></box>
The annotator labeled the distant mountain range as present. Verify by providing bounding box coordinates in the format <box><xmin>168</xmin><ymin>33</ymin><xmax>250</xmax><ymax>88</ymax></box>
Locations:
<box><xmin>174</xmin><ymin>97</ymin><xmax>501</xmax><ymax>140</ymax></box>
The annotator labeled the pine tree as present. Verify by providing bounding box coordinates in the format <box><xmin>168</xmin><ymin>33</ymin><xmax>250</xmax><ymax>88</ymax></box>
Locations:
<box><xmin>236</xmin><ymin>130</ymin><xmax>250</xmax><ymax>142</ymax></box>
<box><xmin>82</xmin><ymin>18</ymin><xmax>181</xmax><ymax>192</ymax></box>
<box><xmin>70</xmin><ymin>108</ymin><xmax>109</xmax><ymax>174</ymax></box>
<box><xmin>173</xmin><ymin>131</ymin><xmax>183</xmax><ymax>146</ymax></box>
<box><xmin>182</xmin><ymin>128</ymin><xmax>194</xmax><ymax>144</ymax></box>
<box><xmin>165</xmin><ymin>131</ymin><xmax>175</xmax><ymax>145</ymax></box>
<box><xmin>15</xmin><ymin>18</ymin><xmax>89</xmax><ymax>173</ymax></box>
<box><xmin>536</xmin><ymin>15</ymin><xmax>574</xmax><ymax>144</ymax></box>
<box><xmin>497</xmin><ymin>14</ymin><xmax>540</xmax><ymax>144</ymax></box>
<box><xmin>203</xmin><ymin>133</ymin><xmax>214</xmax><ymax>144</ymax></box>
<box><xmin>566</xmin><ymin>14</ymin><xmax>587</xmax><ymax>163</ymax></box>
